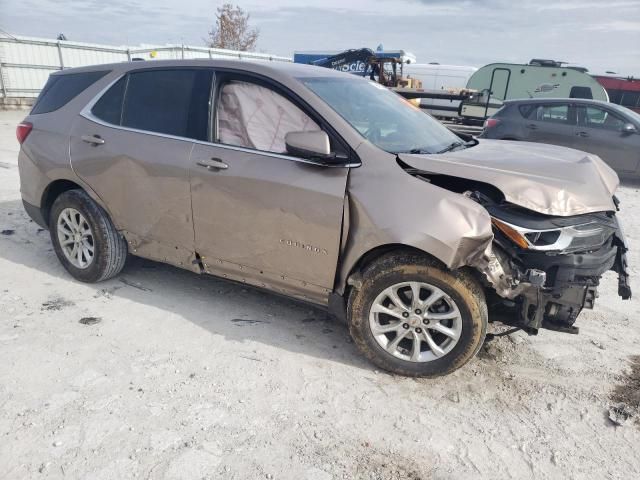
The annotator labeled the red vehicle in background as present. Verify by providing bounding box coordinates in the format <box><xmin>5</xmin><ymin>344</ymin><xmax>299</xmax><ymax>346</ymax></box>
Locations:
<box><xmin>594</xmin><ymin>75</ymin><xmax>640</xmax><ymax>114</ymax></box>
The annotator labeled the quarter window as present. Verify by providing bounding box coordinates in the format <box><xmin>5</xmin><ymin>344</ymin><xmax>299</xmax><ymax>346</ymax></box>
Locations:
<box><xmin>92</xmin><ymin>77</ymin><xmax>126</xmax><ymax>125</ymax></box>
<box><xmin>32</xmin><ymin>71</ymin><xmax>109</xmax><ymax>114</ymax></box>
<box><xmin>216</xmin><ymin>80</ymin><xmax>319</xmax><ymax>153</ymax></box>
<box><xmin>119</xmin><ymin>69</ymin><xmax>212</xmax><ymax>140</ymax></box>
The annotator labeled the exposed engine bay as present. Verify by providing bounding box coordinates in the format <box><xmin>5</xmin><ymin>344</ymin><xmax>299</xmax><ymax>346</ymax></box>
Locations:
<box><xmin>399</xmin><ymin>159</ymin><xmax>632</xmax><ymax>335</ymax></box>
<box><xmin>472</xmin><ymin>191</ymin><xmax>630</xmax><ymax>334</ymax></box>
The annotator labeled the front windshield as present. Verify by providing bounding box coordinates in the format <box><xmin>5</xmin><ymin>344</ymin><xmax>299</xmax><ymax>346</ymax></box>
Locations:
<box><xmin>300</xmin><ymin>76</ymin><xmax>463</xmax><ymax>154</ymax></box>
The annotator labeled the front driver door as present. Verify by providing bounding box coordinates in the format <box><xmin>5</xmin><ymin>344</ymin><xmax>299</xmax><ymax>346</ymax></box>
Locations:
<box><xmin>574</xmin><ymin>105</ymin><xmax>640</xmax><ymax>174</ymax></box>
<box><xmin>189</xmin><ymin>74</ymin><xmax>350</xmax><ymax>304</ymax></box>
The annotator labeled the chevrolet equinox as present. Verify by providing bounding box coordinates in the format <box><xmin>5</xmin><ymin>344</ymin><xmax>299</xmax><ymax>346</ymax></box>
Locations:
<box><xmin>17</xmin><ymin>60</ymin><xmax>631</xmax><ymax>377</ymax></box>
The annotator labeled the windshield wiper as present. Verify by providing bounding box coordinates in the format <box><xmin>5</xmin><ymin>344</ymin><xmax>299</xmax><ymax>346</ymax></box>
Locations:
<box><xmin>393</xmin><ymin>147</ymin><xmax>433</xmax><ymax>154</ymax></box>
<box><xmin>436</xmin><ymin>141</ymin><xmax>465</xmax><ymax>154</ymax></box>
<box><xmin>397</xmin><ymin>139</ymin><xmax>476</xmax><ymax>155</ymax></box>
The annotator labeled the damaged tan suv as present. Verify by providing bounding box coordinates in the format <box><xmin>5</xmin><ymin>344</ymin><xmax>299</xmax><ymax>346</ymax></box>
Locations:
<box><xmin>17</xmin><ymin>60</ymin><xmax>631</xmax><ymax>377</ymax></box>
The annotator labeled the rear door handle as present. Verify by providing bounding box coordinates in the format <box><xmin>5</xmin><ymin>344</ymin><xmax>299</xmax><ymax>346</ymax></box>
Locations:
<box><xmin>576</xmin><ymin>131</ymin><xmax>589</xmax><ymax>138</ymax></box>
<box><xmin>526</xmin><ymin>124</ymin><xmax>538</xmax><ymax>130</ymax></box>
<box><xmin>81</xmin><ymin>134</ymin><xmax>105</xmax><ymax>145</ymax></box>
<box><xmin>196</xmin><ymin>158</ymin><xmax>228</xmax><ymax>170</ymax></box>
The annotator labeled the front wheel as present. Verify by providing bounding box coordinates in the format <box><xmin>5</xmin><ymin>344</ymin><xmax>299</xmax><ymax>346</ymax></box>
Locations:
<box><xmin>348</xmin><ymin>252</ymin><xmax>487</xmax><ymax>377</ymax></box>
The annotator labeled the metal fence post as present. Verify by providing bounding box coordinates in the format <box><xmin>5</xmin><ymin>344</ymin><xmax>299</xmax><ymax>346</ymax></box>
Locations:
<box><xmin>57</xmin><ymin>41</ymin><xmax>64</xmax><ymax>70</ymax></box>
<box><xmin>181</xmin><ymin>43</ymin><xmax>185</xmax><ymax>59</ymax></box>
<box><xmin>0</xmin><ymin>62</ymin><xmax>7</xmax><ymax>98</ymax></box>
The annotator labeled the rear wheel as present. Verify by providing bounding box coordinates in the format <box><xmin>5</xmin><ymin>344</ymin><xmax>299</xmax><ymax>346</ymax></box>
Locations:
<box><xmin>348</xmin><ymin>252</ymin><xmax>487</xmax><ymax>377</ymax></box>
<box><xmin>49</xmin><ymin>189</ymin><xmax>127</xmax><ymax>283</ymax></box>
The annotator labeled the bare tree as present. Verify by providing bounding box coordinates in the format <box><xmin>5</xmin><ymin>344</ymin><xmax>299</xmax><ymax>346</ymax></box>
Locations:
<box><xmin>206</xmin><ymin>4</ymin><xmax>259</xmax><ymax>51</ymax></box>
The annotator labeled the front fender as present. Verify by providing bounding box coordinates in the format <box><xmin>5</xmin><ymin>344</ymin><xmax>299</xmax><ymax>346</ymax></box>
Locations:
<box><xmin>335</xmin><ymin>143</ymin><xmax>493</xmax><ymax>294</ymax></box>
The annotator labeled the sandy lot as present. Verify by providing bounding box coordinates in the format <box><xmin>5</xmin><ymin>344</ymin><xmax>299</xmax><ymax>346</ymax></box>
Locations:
<box><xmin>1</xmin><ymin>109</ymin><xmax>639</xmax><ymax>479</ymax></box>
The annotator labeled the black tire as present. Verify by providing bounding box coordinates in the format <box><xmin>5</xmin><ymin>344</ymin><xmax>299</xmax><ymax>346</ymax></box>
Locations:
<box><xmin>347</xmin><ymin>251</ymin><xmax>487</xmax><ymax>377</ymax></box>
<box><xmin>49</xmin><ymin>189</ymin><xmax>127</xmax><ymax>283</ymax></box>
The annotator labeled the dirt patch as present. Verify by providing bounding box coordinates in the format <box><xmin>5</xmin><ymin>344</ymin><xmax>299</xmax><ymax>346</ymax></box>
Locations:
<box><xmin>92</xmin><ymin>286</ymin><xmax>122</xmax><ymax>299</ymax></box>
<box><xmin>41</xmin><ymin>296</ymin><xmax>74</xmax><ymax>311</ymax></box>
<box><xmin>230</xmin><ymin>318</ymin><xmax>270</xmax><ymax>326</ymax></box>
<box><xmin>79</xmin><ymin>317</ymin><xmax>101</xmax><ymax>326</ymax></box>
<box><xmin>610</xmin><ymin>355</ymin><xmax>640</xmax><ymax>426</ymax></box>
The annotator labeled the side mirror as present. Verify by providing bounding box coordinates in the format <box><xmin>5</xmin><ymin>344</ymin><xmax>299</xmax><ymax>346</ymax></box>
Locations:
<box><xmin>622</xmin><ymin>123</ymin><xmax>637</xmax><ymax>134</ymax></box>
<box><xmin>285</xmin><ymin>130</ymin><xmax>332</xmax><ymax>160</ymax></box>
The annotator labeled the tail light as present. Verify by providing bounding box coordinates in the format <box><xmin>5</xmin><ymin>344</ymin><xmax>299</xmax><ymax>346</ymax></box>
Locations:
<box><xmin>484</xmin><ymin>118</ymin><xmax>500</xmax><ymax>129</ymax></box>
<box><xmin>16</xmin><ymin>122</ymin><xmax>33</xmax><ymax>144</ymax></box>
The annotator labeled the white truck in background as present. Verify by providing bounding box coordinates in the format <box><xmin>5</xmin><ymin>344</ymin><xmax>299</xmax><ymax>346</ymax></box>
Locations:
<box><xmin>403</xmin><ymin>63</ymin><xmax>477</xmax><ymax>118</ymax></box>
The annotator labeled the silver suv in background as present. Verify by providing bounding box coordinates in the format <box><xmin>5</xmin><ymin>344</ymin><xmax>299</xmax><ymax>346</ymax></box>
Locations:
<box><xmin>17</xmin><ymin>60</ymin><xmax>631</xmax><ymax>377</ymax></box>
<box><xmin>480</xmin><ymin>98</ymin><xmax>640</xmax><ymax>178</ymax></box>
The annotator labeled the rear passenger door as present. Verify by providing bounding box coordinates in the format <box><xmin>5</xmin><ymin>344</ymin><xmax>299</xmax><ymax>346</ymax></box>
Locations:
<box><xmin>522</xmin><ymin>103</ymin><xmax>577</xmax><ymax>148</ymax></box>
<box><xmin>189</xmin><ymin>73</ymin><xmax>350</xmax><ymax>304</ymax></box>
<box><xmin>70</xmin><ymin>68</ymin><xmax>213</xmax><ymax>270</ymax></box>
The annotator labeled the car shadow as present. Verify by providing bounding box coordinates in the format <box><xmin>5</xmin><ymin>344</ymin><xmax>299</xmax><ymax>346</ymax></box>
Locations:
<box><xmin>0</xmin><ymin>199</ymin><xmax>372</xmax><ymax>372</ymax></box>
<box><xmin>620</xmin><ymin>177</ymin><xmax>640</xmax><ymax>188</ymax></box>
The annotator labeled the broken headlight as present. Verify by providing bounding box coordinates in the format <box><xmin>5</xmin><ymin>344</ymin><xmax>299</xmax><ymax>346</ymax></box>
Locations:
<box><xmin>491</xmin><ymin>217</ymin><xmax>614</xmax><ymax>253</ymax></box>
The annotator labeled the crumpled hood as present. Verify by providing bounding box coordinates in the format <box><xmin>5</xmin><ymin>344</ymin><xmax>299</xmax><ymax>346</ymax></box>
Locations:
<box><xmin>398</xmin><ymin>139</ymin><xmax>619</xmax><ymax>216</ymax></box>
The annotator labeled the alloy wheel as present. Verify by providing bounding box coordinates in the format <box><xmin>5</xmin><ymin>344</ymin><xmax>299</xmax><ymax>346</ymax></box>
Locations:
<box><xmin>369</xmin><ymin>281</ymin><xmax>462</xmax><ymax>362</ymax></box>
<box><xmin>57</xmin><ymin>207</ymin><xmax>95</xmax><ymax>269</ymax></box>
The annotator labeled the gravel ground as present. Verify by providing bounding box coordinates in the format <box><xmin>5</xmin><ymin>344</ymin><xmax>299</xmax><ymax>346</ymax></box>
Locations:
<box><xmin>1</xmin><ymin>109</ymin><xmax>639</xmax><ymax>479</ymax></box>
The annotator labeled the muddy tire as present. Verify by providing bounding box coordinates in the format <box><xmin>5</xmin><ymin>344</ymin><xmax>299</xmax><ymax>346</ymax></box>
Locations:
<box><xmin>49</xmin><ymin>189</ymin><xmax>127</xmax><ymax>283</ymax></box>
<box><xmin>348</xmin><ymin>251</ymin><xmax>487</xmax><ymax>377</ymax></box>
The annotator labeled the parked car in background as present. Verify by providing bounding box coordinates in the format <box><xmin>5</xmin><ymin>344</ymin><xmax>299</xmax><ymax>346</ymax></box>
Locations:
<box><xmin>17</xmin><ymin>60</ymin><xmax>631</xmax><ymax>377</ymax></box>
<box><xmin>480</xmin><ymin>98</ymin><xmax>640</xmax><ymax>178</ymax></box>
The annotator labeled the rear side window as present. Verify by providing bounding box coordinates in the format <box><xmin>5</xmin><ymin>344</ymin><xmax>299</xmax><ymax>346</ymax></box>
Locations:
<box><xmin>518</xmin><ymin>104</ymin><xmax>536</xmax><ymax>118</ymax></box>
<box><xmin>121</xmin><ymin>69</ymin><xmax>212</xmax><ymax>140</ymax></box>
<box><xmin>532</xmin><ymin>104</ymin><xmax>572</xmax><ymax>124</ymax></box>
<box><xmin>32</xmin><ymin>71</ymin><xmax>108</xmax><ymax>114</ymax></box>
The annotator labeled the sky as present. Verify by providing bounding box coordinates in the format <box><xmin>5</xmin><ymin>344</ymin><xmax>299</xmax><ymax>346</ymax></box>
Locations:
<box><xmin>2</xmin><ymin>0</ymin><xmax>640</xmax><ymax>74</ymax></box>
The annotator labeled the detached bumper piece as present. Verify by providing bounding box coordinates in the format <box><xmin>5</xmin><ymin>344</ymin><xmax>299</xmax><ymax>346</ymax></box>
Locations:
<box><xmin>490</xmin><ymin>216</ymin><xmax>631</xmax><ymax>334</ymax></box>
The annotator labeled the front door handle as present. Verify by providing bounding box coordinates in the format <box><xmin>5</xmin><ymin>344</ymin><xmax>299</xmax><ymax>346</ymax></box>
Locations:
<box><xmin>526</xmin><ymin>124</ymin><xmax>538</xmax><ymax>130</ymax></box>
<box><xmin>81</xmin><ymin>134</ymin><xmax>105</xmax><ymax>145</ymax></box>
<box><xmin>576</xmin><ymin>131</ymin><xmax>589</xmax><ymax>138</ymax></box>
<box><xmin>196</xmin><ymin>158</ymin><xmax>228</xmax><ymax>170</ymax></box>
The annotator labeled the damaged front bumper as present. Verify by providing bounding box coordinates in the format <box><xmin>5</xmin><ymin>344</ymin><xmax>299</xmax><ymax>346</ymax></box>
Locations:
<box><xmin>479</xmin><ymin>213</ymin><xmax>631</xmax><ymax>334</ymax></box>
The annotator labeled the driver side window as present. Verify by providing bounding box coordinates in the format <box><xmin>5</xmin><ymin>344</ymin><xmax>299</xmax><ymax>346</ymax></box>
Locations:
<box><xmin>216</xmin><ymin>80</ymin><xmax>319</xmax><ymax>154</ymax></box>
<box><xmin>580</xmin><ymin>106</ymin><xmax>626</xmax><ymax>131</ymax></box>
